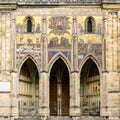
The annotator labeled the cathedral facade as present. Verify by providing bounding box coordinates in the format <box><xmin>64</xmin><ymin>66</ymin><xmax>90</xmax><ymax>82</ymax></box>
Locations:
<box><xmin>0</xmin><ymin>0</ymin><xmax>120</xmax><ymax>120</ymax></box>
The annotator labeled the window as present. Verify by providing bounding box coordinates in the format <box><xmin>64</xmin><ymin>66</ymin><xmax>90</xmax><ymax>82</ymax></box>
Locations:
<box><xmin>88</xmin><ymin>19</ymin><xmax>92</xmax><ymax>33</ymax></box>
<box><xmin>85</xmin><ymin>16</ymin><xmax>95</xmax><ymax>34</ymax></box>
<box><xmin>23</xmin><ymin>16</ymin><xmax>35</xmax><ymax>33</ymax></box>
<box><xmin>27</xmin><ymin>19</ymin><xmax>32</xmax><ymax>32</ymax></box>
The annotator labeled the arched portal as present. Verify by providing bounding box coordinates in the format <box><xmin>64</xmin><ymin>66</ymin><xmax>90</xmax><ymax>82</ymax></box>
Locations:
<box><xmin>80</xmin><ymin>58</ymin><xmax>100</xmax><ymax>116</ymax></box>
<box><xmin>18</xmin><ymin>58</ymin><xmax>39</xmax><ymax>115</ymax></box>
<box><xmin>50</xmin><ymin>58</ymin><xmax>69</xmax><ymax>116</ymax></box>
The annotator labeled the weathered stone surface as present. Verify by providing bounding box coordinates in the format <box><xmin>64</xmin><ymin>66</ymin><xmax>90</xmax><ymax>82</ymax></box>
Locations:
<box><xmin>80</xmin><ymin>116</ymin><xmax>100</xmax><ymax>120</ymax></box>
<box><xmin>0</xmin><ymin>1</ymin><xmax>119</xmax><ymax>120</ymax></box>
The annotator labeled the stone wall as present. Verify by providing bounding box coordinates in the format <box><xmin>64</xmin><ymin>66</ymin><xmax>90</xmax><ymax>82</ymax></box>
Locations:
<box><xmin>0</xmin><ymin>1</ymin><xmax>119</xmax><ymax>120</ymax></box>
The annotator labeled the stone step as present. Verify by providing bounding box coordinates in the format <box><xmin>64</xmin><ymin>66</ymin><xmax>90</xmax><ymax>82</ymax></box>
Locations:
<box><xmin>15</xmin><ymin>116</ymin><xmax>40</xmax><ymax>120</ymax></box>
<box><xmin>80</xmin><ymin>116</ymin><xmax>100</xmax><ymax>120</ymax></box>
<box><xmin>16</xmin><ymin>116</ymin><xmax>72</xmax><ymax>120</ymax></box>
<box><xmin>47</xmin><ymin>116</ymin><xmax>73</xmax><ymax>120</ymax></box>
<box><xmin>16</xmin><ymin>115</ymin><xmax>100</xmax><ymax>120</ymax></box>
<box><xmin>15</xmin><ymin>109</ymin><xmax>40</xmax><ymax>120</ymax></box>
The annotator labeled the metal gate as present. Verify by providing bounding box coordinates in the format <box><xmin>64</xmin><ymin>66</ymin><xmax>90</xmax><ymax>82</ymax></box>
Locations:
<box><xmin>18</xmin><ymin>100</ymin><xmax>39</xmax><ymax>116</ymax></box>
<box><xmin>50</xmin><ymin>101</ymin><xmax>69</xmax><ymax>116</ymax></box>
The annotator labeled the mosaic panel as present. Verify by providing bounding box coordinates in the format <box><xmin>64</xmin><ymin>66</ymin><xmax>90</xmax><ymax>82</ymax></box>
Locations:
<box><xmin>48</xmin><ymin>16</ymin><xmax>72</xmax><ymax>49</ymax></box>
<box><xmin>16</xmin><ymin>16</ymin><xmax>42</xmax><ymax>66</ymax></box>
<box><xmin>48</xmin><ymin>51</ymin><xmax>71</xmax><ymax>62</ymax></box>
<box><xmin>77</xmin><ymin>16</ymin><xmax>102</xmax><ymax>66</ymax></box>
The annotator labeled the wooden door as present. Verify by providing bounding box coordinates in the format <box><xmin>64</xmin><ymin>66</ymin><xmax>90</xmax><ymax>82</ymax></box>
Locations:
<box><xmin>50</xmin><ymin>76</ymin><xmax>57</xmax><ymax>116</ymax></box>
<box><xmin>62</xmin><ymin>74</ymin><xmax>69</xmax><ymax>116</ymax></box>
<box><xmin>50</xmin><ymin>58</ymin><xmax>69</xmax><ymax>116</ymax></box>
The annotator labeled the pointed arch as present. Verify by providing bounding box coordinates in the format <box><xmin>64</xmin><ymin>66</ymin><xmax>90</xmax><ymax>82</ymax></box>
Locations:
<box><xmin>80</xmin><ymin>54</ymin><xmax>101</xmax><ymax>116</ymax></box>
<box><xmin>48</xmin><ymin>52</ymin><xmax>71</xmax><ymax>76</ymax></box>
<box><xmin>18</xmin><ymin>54</ymin><xmax>40</xmax><ymax>115</ymax></box>
<box><xmin>17</xmin><ymin>54</ymin><xmax>40</xmax><ymax>75</ymax></box>
<box><xmin>49</xmin><ymin>53</ymin><xmax>70</xmax><ymax>116</ymax></box>
<box><xmin>79</xmin><ymin>54</ymin><xmax>101</xmax><ymax>76</ymax></box>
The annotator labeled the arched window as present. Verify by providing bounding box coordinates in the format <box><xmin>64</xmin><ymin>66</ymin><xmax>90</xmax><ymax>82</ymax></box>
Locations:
<box><xmin>88</xmin><ymin>19</ymin><xmax>92</xmax><ymax>33</ymax></box>
<box><xmin>23</xmin><ymin>16</ymin><xmax>35</xmax><ymax>33</ymax></box>
<box><xmin>27</xmin><ymin>19</ymin><xmax>32</xmax><ymax>32</ymax></box>
<box><xmin>85</xmin><ymin>16</ymin><xmax>95</xmax><ymax>34</ymax></box>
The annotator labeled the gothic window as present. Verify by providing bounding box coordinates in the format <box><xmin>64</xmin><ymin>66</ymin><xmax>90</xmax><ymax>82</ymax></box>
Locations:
<box><xmin>27</xmin><ymin>19</ymin><xmax>32</xmax><ymax>32</ymax></box>
<box><xmin>88</xmin><ymin>19</ymin><xmax>92</xmax><ymax>33</ymax></box>
<box><xmin>23</xmin><ymin>16</ymin><xmax>35</xmax><ymax>33</ymax></box>
<box><xmin>85</xmin><ymin>16</ymin><xmax>95</xmax><ymax>34</ymax></box>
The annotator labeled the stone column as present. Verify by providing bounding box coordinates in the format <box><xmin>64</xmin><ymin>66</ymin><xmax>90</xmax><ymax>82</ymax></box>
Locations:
<box><xmin>39</xmin><ymin>72</ymin><xmax>49</xmax><ymax>118</ymax></box>
<box><xmin>41</xmin><ymin>16</ymin><xmax>48</xmax><ymax>71</ymax></box>
<box><xmin>101</xmin><ymin>11</ymin><xmax>113</xmax><ymax>120</ymax></box>
<box><xmin>102</xmin><ymin>11</ymin><xmax>120</xmax><ymax>120</ymax></box>
<box><xmin>1</xmin><ymin>12</ymin><xmax>7</xmax><ymax>71</ymax></box>
<box><xmin>107</xmin><ymin>12</ymin><xmax>120</xmax><ymax>120</ymax></box>
<box><xmin>11</xmin><ymin>13</ymin><xmax>16</xmax><ymax>71</ymax></box>
<box><xmin>118</xmin><ymin>11</ymin><xmax>120</xmax><ymax>71</ymax></box>
<box><xmin>0</xmin><ymin>12</ymin><xmax>2</xmax><ymax>70</ymax></box>
<box><xmin>101</xmin><ymin>12</ymin><xmax>109</xmax><ymax>119</ymax></box>
<box><xmin>9</xmin><ymin>12</ymin><xmax>19</xmax><ymax>120</ymax></box>
<box><xmin>103</xmin><ymin>12</ymin><xmax>107</xmax><ymax>71</ymax></box>
<box><xmin>106</xmin><ymin>12</ymin><xmax>113</xmax><ymax>70</ymax></box>
<box><xmin>112</xmin><ymin>12</ymin><xmax>118</xmax><ymax>70</ymax></box>
<box><xmin>39</xmin><ymin>16</ymin><xmax>49</xmax><ymax>120</ymax></box>
<box><xmin>1</xmin><ymin>12</ymin><xmax>11</xmax><ymax>71</ymax></box>
<box><xmin>70</xmin><ymin>72</ymin><xmax>80</xmax><ymax>120</ymax></box>
<box><xmin>101</xmin><ymin>72</ymin><xmax>109</xmax><ymax>120</ymax></box>
<box><xmin>72</xmin><ymin>17</ymin><xmax>78</xmax><ymax>70</ymax></box>
<box><xmin>10</xmin><ymin>72</ymin><xmax>19</xmax><ymax>120</ymax></box>
<box><xmin>0</xmin><ymin>12</ymin><xmax>18</xmax><ymax>120</ymax></box>
<box><xmin>70</xmin><ymin>17</ymin><xmax>80</xmax><ymax>120</ymax></box>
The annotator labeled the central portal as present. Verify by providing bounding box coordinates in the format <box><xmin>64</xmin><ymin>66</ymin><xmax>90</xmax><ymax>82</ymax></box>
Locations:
<box><xmin>50</xmin><ymin>58</ymin><xmax>69</xmax><ymax>116</ymax></box>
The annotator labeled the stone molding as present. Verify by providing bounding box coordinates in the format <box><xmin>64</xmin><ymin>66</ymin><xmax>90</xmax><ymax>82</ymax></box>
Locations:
<box><xmin>0</xmin><ymin>0</ymin><xmax>119</xmax><ymax>8</ymax></box>
<box><xmin>0</xmin><ymin>0</ymin><xmax>16</xmax><ymax>10</ymax></box>
<box><xmin>17</xmin><ymin>0</ymin><xmax>101</xmax><ymax>5</ymax></box>
<box><xmin>102</xmin><ymin>0</ymin><xmax>120</xmax><ymax>3</ymax></box>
